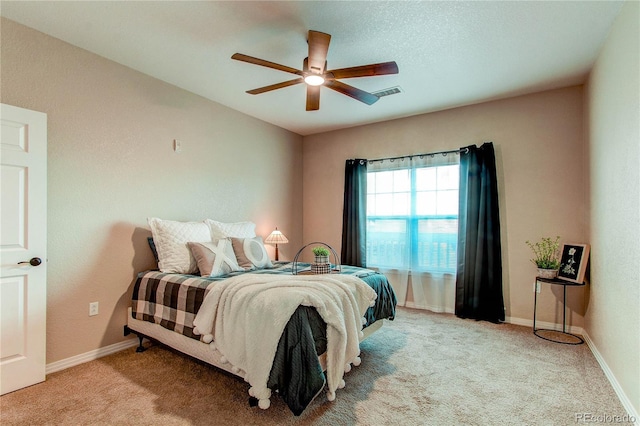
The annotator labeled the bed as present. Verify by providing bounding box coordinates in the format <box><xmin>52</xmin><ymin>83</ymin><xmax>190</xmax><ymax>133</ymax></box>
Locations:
<box><xmin>126</xmin><ymin>219</ymin><xmax>396</xmax><ymax>415</ymax></box>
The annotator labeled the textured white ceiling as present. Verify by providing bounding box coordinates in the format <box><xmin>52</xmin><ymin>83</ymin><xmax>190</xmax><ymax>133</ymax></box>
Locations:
<box><xmin>0</xmin><ymin>1</ymin><xmax>624</xmax><ymax>135</ymax></box>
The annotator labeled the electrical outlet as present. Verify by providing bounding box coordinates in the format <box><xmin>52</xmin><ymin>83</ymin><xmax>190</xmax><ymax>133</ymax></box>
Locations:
<box><xmin>89</xmin><ymin>302</ymin><xmax>99</xmax><ymax>316</ymax></box>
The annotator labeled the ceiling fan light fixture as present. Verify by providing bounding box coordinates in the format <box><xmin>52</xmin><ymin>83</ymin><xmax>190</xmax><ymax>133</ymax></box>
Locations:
<box><xmin>304</xmin><ymin>74</ymin><xmax>325</xmax><ymax>86</ymax></box>
<box><xmin>232</xmin><ymin>30</ymin><xmax>399</xmax><ymax>109</ymax></box>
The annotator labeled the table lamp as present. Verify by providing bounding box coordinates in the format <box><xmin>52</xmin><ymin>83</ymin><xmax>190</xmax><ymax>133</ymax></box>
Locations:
<box><xmin>264</xmin><ymin>227</ymin><xmax>288</xmax><ymax>261</ymax></box>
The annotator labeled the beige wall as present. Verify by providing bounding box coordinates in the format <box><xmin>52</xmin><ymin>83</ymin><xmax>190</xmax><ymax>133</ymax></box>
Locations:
<box><xmin>0</xmin><ymin>18</ymin><xmax>303</xmax><ymax>363</ymax></box>
<box><xmin>303</xmin><ymin>86</ymin><xmax>587</xmax><ymax>324</ymax></box>
<box><xmin>586</xmin><ymin>0</ymin><xmax>640</xmax><ymax>415</ymax></box>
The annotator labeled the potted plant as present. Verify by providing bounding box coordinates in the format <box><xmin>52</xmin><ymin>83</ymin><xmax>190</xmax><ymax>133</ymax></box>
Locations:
<box><xmin>312</xmin><ymin>246</ymin><xmax>330</xmax><ymax>264</ymax></box>
<box><xmin>525</xmin><ymin>236</ymin><xmax>561</xmax><ymax>279</ymax></box>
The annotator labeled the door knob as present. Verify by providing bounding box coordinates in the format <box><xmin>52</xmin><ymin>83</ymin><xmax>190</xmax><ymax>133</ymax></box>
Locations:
<box><xmin>18</xmin><ymin>257</ymin><xmax>42</xmax><ymax>266</ymax></box>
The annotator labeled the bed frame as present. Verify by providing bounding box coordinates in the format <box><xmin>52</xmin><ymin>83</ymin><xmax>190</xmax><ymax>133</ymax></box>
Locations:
<box><xmin>125</xmin><ymin>307</ymin><xmax>384</xmax><ymax>377</ymax></box>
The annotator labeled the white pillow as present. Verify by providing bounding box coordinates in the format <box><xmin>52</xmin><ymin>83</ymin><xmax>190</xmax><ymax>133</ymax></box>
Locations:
<box><xmin>206</xmin><ymin>219</ymin><xmax>256</xmax><ymax>240</ymax></box>
<box><xmin>231</xmin><ymin>236</ymin><xmax>273</xmax><ymax>270</ymax></box>
<box><xmin>148</xmin><ymin>218</ymin><xmax>211</xmax><ymax>274</ymax></box>
<box><xmin>187</xmin><ymin>239</ymin><xmax>244</xmax><ymax>277</ymax></box>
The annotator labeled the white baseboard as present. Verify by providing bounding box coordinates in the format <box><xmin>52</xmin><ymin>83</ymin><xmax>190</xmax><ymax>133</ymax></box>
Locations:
<box><xmin>506</xmin><ymin>315</ymin><xmax>584</xmax><ymax>336</ymax></box>
<box><xmin>582</xmin><ymin>331</ymin><xmax>639</xmax><ymax>425</ymax></box>
<box><xmin>404</xmin><ymin>301</ymin><xmax>454</xmax><ymax>314</ymax></box>
<box><xmin>46</xmin><ymin>338</ymin><xmax>138</xmax><ymax>375</ymax></box>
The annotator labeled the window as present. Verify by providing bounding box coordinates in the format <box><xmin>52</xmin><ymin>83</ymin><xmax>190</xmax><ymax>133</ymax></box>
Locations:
<box><xmin>366</xmin><ymin>158</ymin><xmax>459</xmax><ymax>273</ymax></box>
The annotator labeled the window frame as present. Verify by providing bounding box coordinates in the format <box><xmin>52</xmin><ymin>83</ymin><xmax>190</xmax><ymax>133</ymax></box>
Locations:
<box><xmin>366</xmin><ymin>162</ymin><xmax>459</xmax><ymax>273</ymax></box>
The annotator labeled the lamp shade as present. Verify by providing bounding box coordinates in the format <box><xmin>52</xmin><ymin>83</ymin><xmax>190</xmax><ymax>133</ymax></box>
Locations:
<box><xmin>265</xmin><ymin>228</ymin><xmax>288</xmax><ymax>245</ymax></box>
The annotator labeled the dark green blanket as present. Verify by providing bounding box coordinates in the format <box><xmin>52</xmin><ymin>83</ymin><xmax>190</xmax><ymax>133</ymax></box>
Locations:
<box><xmin>267</xmin><ymin>269</ymin><xmax>397</xmax><ymax>415</ymax></box>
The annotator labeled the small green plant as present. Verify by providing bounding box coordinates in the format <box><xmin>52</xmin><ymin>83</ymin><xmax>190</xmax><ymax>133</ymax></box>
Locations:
<box><xmin>312</xmin><ymin>246</ymin><xmax>330</xmax><ymax>257</ymax></box>
<box><xmin>525</xmin><ymin>236</ymin><xmax>561</xmax><ymax>269</ymax></box>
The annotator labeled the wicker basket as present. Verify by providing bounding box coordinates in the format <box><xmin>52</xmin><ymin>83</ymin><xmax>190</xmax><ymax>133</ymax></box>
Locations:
<box><xmin>537</xmin><ymin>268</ymin><xmax>558</xmax><ymax>279</ymax></box>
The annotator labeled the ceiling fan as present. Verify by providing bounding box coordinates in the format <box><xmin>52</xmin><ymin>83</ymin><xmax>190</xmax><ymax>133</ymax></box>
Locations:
<box><xmin>231</xmin><ymin>30</ymin><xmax>399</xmax><ymax>111</ymax></box>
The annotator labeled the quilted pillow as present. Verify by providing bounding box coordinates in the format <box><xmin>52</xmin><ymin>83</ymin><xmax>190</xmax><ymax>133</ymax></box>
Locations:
<box><xmin>187</xmin><ymin>239</ymin><xmax>244</xmax><ymax>277</ymax></box>
<box><xmin>231</xmin><ymin>236</ymin><xmax>273</xmax><ymax>270</ymax></box>
<box><xmin>147</xmin><ymin>218</ymin><xmax>211</xmax><ymax>274</ymax></box>
<box><xmin>206</xmin><ymin>219</ymin><xmax>256</xmax><ymax>241</ymax></box>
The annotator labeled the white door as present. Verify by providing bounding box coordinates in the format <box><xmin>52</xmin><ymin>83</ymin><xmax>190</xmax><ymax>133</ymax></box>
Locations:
<box><xmin>0</xmin><ymin>103</ymin><xmax>47</xmax><ymax>395</ymax></box>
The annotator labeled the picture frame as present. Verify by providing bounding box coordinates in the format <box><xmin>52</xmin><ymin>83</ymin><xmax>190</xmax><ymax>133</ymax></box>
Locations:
<box><xmin>557</xmin><ymin>243</ymin><xmax>590</xmax><ymax>283</ymax></box>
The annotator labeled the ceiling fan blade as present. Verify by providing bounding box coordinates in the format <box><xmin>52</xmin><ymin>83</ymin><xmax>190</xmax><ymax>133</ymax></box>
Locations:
<box><xmin>232</xmin><ymin>53</ymin><xmax>302</xmax><ymax>76</ymax></box>
<box><xmin>307</xmin><ymin>30</ymin><xmax>331</xmax><ymax>73</ymax></box>
<box><xmin>246</xmin><ymin>78</ymin><xmax>304</xmax><ymax>95</ymax></box>
<box><xmin>324</xmin><ymin>80</ymin><xmax>379</xmax><ymax>105</ymax></box>
<box><xmin>306</xmin><ymin>85</ymin><xmax>321</xmax><ymax>111</ymax></box>
<box><xmin>326</xmin><ymin>61</ymin><xmax>399</xmax><ymax>79</ymax></box>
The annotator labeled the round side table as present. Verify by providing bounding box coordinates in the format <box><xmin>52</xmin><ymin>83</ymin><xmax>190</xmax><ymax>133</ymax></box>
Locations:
<box><xmin>533</xmin><ymin>277</ymin><xmax>585</xmax><ymax>345</ymax></box>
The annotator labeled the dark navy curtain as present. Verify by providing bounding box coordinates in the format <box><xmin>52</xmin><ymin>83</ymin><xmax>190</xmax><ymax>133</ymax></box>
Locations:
<box><xmin>455</xmin><ymin>142</ymin><xmax>504</xmax><ymax>323</ymax></box>
<box><xmin>341</xmin><ymin>159</ymin><xmax>367</xmax><ymax>267</ymax></box>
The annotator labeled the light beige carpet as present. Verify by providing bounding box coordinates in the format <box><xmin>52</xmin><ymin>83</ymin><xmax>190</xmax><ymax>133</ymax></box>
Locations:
<box><xmin>0</xmin><ymin>307</ymin><xmax>628</xmax><ymax>425</ymax></box>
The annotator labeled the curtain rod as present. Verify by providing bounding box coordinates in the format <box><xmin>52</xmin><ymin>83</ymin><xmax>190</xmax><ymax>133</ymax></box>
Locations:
<box><xmin>361</xmin><ymin>147</ymin><xmax>469</xmax><ymax>164</ymax></box>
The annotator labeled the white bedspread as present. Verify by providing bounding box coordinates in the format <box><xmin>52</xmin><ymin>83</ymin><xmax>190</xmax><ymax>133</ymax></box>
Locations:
<box><xmin>192</xmin><ymin>273</ymin><xmax>377</xmax><ymax>407</ymax></box>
